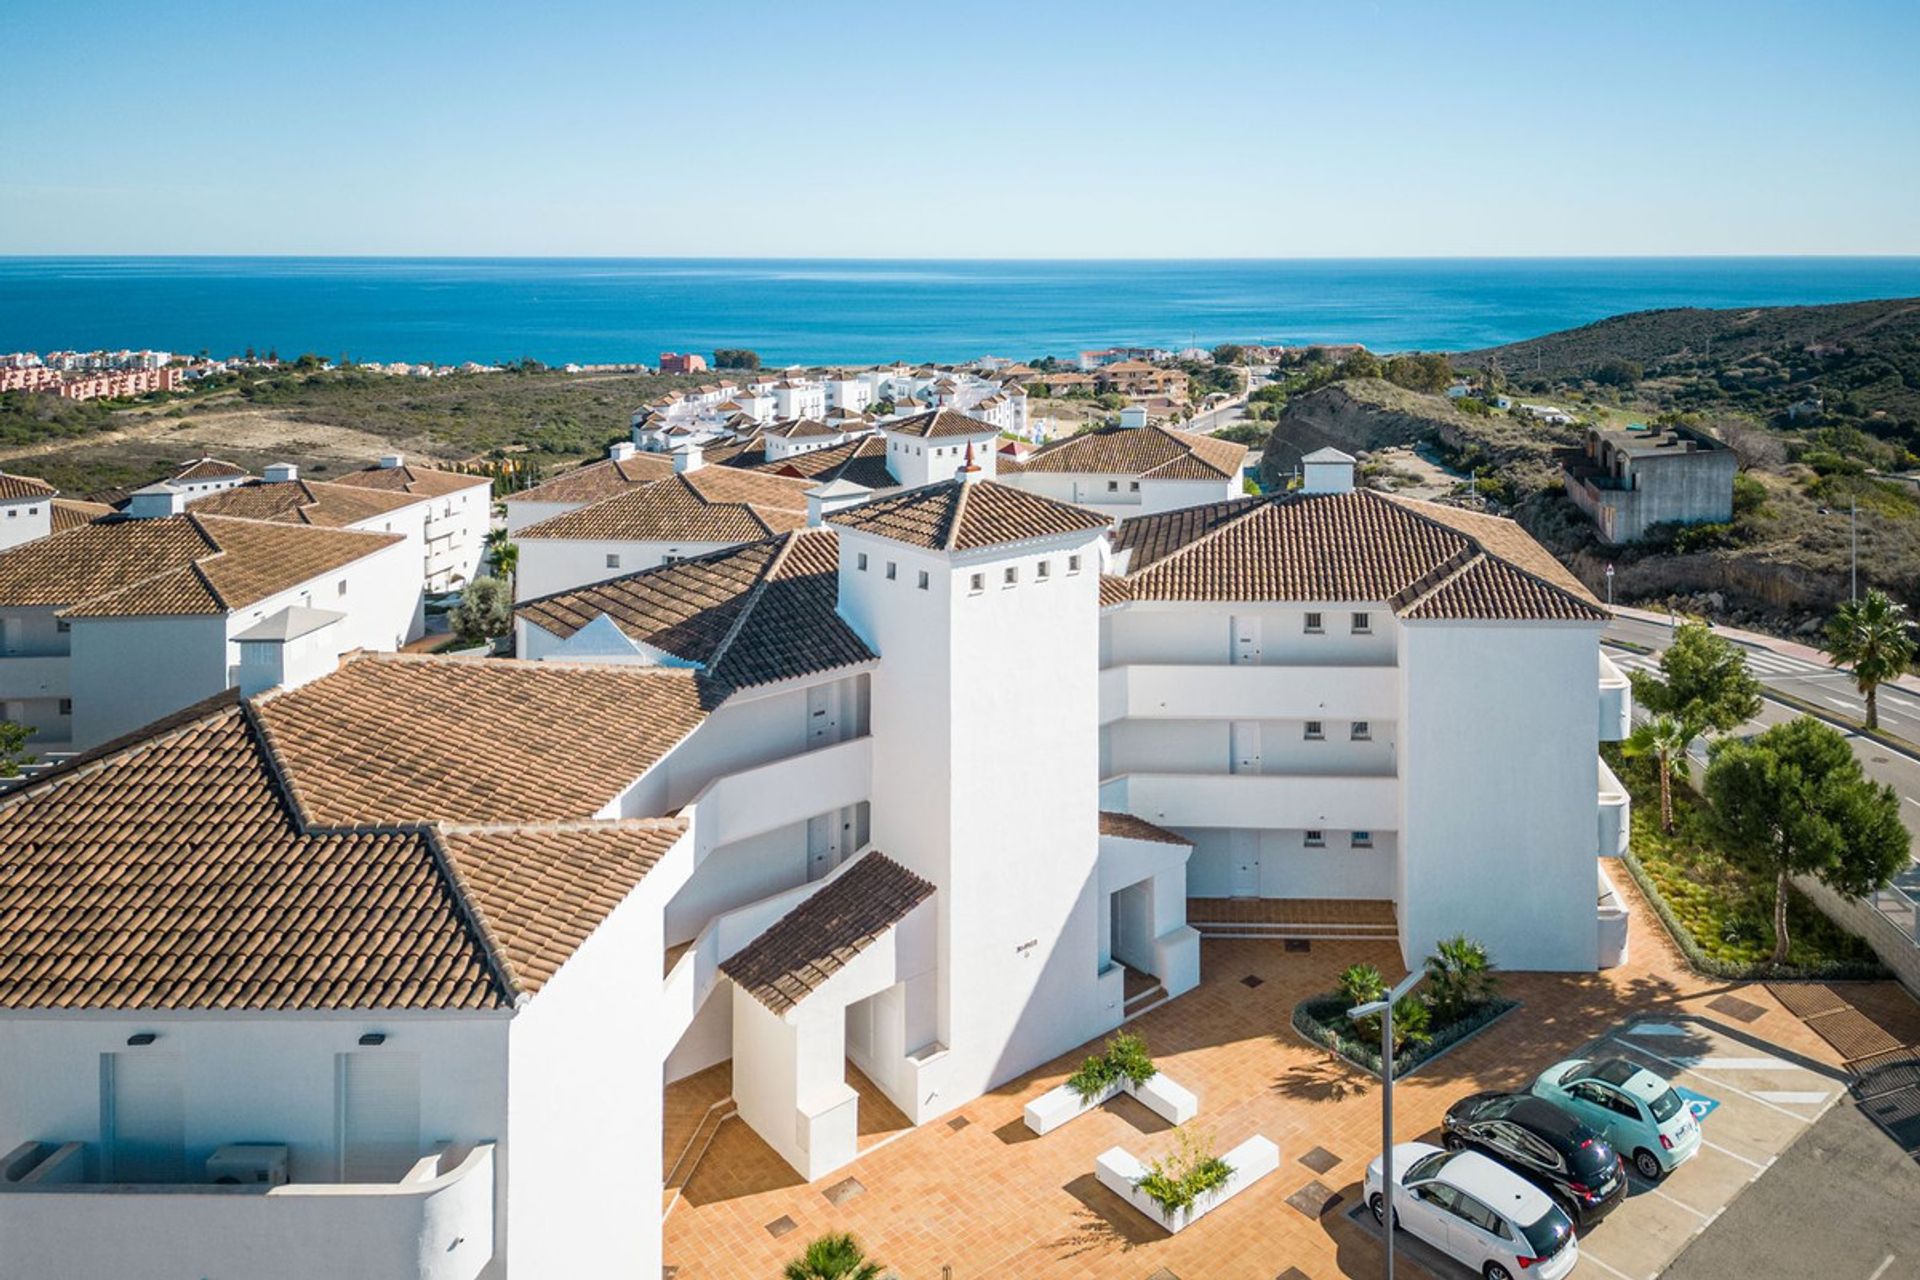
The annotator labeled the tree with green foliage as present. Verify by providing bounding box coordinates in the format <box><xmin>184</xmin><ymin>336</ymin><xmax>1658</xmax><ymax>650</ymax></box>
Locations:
<box><xmin>713</xmin><ymin>348</ymin><xmax>761</xmax><ymax>370</ymax></box>
<box><xmin>1629</xmin><ymin>622</ymin><xmax>1762</xmax><ymax>734</ymax></box>
<box><xmin>483</xmin><ymin>528</ymin><xmax>518</xmax><ymax>587</ymax></box>
<box><xmin>782</xmin><ymin>1232</ymin><xmax>883</xmax><ymax>1280</ymax></box>
<box><xmin>450</xmin><ymin>576</ymin><xmax>513</xmax><ymax>645</ymax></box>
<box><xmin>1211</xmin><ymin>343</ymin><xmax>1247</xmax><ymax>366</ymax></box>
<box><xmin>1423</xmin><ymin>935</ymin><xmax>1498</xmax><ymax>1025</ymax></box>
<box><xmin>1382</xmin><ymin>352</ymin><xmax>1453</xmax><ymax>394</ymax></box>
<box><xmin>1824</xmin><ymin>589</ymin><xmax>1915</xmax><ymax>730</ymax></box>
<box><xmin>1592</xmin><ymin>358</ymin><xmax>1643</xmax><ymax>388</ymax></box>
<box><xmin>1705</xmin><ymin>717</ymin><xmax>1906</xmax><ymax>964</ymax></box>
<box><xmin>1340</xmin><ymin>349</ymin><xmax>1383</xmax><ymax>380</ymax></box>
<box><xmin>0</xmin><ymin>720</ymin><xmax>36</xmax><ymax>779</ymax></box>
<box><xmin>1623</xmin><ymin>712</ymin><xmax>1694</xmax><ymax>834</ymax></box>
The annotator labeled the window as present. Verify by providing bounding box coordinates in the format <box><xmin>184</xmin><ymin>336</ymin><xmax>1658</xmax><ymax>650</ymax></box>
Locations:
<box><xmin>885</xmin><ymin>561</ymin><xmax>897</xmax><ymax>581</ymax></box>
<box><xmin>856</xmin><ymin>553</ymin><xmax>868</xmax><ymax>571</ymax></box>
<box><xmin>1351</xmin><ymin>831</ymin><xmax>1373</xmax><ymax>849</ymax></box>
<box><xmin>58</xmin><ymin>698</ymin><xmax>72</xmax><ymax>716</ymax></box>
<box><xmin>1129</xmin><ymin>481</ymin><xmax>1140</xmax><ymax>492</ymax></box>
<box><xmin>55</xmin><ymin>620</ymin><xmax>70</xmax><ymax>634</ymax></box>
<box><xmin>337</xmin><ymin>579</ymin><xmax>348</xmax><ymax>597</ymax></box>
<box><xmin>1351</xmin><ymin>611</ymin><xmax>1371</xmax><ymax>634</ymax></box>
<box><xmin>4</xmin><ymin>509</ymin><xmax>13</xmax><ymax>519</ymax></box>
<box><xmin>1107</xmin><ymin>480</ymin><xmax>1120</xmax><ymax>492</ymax></box>
<box><xmin>1304</xmin><ymin>830</ymin><xmax>1325</xmax><ymax>848</ymax></box>
<box><xmin>27</xmin><ymin>507</ymin><xmax>36</xmax><ymax>515</ymax></box>
<box><xmin>1350</xmin><ymin>721</ymin><xmax>1371</xmax><ymax>741</ymax></box>
<box><xmin>1067</xmin><ymin>554</ymin><xmax>1081</xmax><ymax>574</ymax></box>
<box><xmin>1003</xmin><ymin>566</ymin><xmax>1018</xmax><ymax>587</ymax></box>
<box><xmin>969</xmin><ymin>572</ymin><xmax>984</xmax><ymax>594</ymax></box>
<box><xmin>917</xmin><ymin>570</ymin><xmax>929</xmax><ymax>590</ymax></box>
<box><xmin>1036</xmin><ymin>560</ymin><xmax>1050</xmax><ymax>581</ymax></box>
<box><xmin>1303</xmin><ymin>720</ymin><xmax>1324</xmax><ymax>740</ymax></box>
<box><xmin>1304</xmin><ymin>612</ymin><xmax>1323</xmax><ymax>634</ymax></box>
<box><xmin>605</xmin><ymin>553</ymin><xmax>621</xmax><ymax>569</ymax></box>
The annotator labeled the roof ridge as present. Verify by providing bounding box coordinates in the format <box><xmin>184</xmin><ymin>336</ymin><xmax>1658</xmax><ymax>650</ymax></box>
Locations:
<box><xmin>436</xmin><ymin>815</ymin><xmax>689</xmax><ymax>837</ymax></box>
<box><xmin>1391</xmin><ymin>547</ymin><xmax>1484</xmax><ymax>615</ymax></box>
<box><xmin>0</xmin><ymin>689</ymin><xmax>245</xmax><ymax>806</ymax></box>
<box><xmin>701</xmin><ymin>531</ymin><xmax>800</xmax><ymax>680</ymax></box>
<box><xmin>943</xmin><ymin>477</ymin><xmax>971</xmax><ymax>551</ymax></box>
<box><xmin>1123</xmin><ymin>496</ymin><xmax>1269</xmax><ymax>577</ymax></box>
<box><xmin>238</xmin><ymin>695</ymin><xmax>317</xmax><ymax>829</ymax></box>
<box><xmin>1375</xmin><ymin>492</ymin><xmax>1600</xmax><ymax>615</ymax></box>
<box><xmin>419</xmin><ymin>825</ymin><xmax>526</xmax><ymax>1007</ymax></box>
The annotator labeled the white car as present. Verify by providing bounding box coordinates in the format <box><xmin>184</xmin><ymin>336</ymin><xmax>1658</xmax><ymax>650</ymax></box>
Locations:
<box><xmin>1367</xmin><ymin>1141</ymin><xmax>1580</xmax><ymax>1280</ymax></box>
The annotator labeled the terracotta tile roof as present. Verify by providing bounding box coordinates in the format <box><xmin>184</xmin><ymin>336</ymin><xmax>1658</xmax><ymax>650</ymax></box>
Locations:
<box><xmin>751</xmin><ymin>435</ymin><xmax>896</xmax><ymax>490</ymax></box>
<box><xmin>254</xmin><ymin>654</ymin><xmax>708</xmax><ymax>826</ymax></box>
<box><xmin>187</xmin><ymin>477</ymin><xmax>419</xmax><ymax>527</ymax></box>
<box><xmin>0</xmin><ymin>694</ymin><xmax>687</xmax><ymax>1011</ymax></box>
<box><xmin>49</xmin><ymin>497</ymin><xmax>113</xmax><ymax>532</ymax></box>
<box><xmin>0</xmin><ymin>514</ymin><xmax>401</xmax><ymax>616</ymax></box>
<box><xmin>763</xmin><ymin>417</ymin><xmax>840</xmax><ymax>439</ymax></box>
<box><xmin>0</xmin><ymin>472</ymin><xmax>57</xmax><ymax>502</ymax></box>
<box><xmin>515</xmin><ymin>469</ymin><xmax>810</xmax><ymax>543</ymax></box>
<box><xmin>508</xmin><ymin>453</ymin><xmax>678</xmax><ymax>506</ymax></box>
<box><xmin>1014</xmin><ymin>425</ymin><xmax>1245</xmax><ymax>481</ymax></box>
<box><xmin>1099</xmin><ymin>574</ymin><xmax>1133</xmax><ymax>608</ymax></box>
<box><xmin>1110</xmin><ymin>489</ymin><xmax>1606</xmax><ymax>622</ymax></box>
<box><xmin>516</xmin><ymin>529</ymin><xmax>874</xmax><ymax>698</ymax></box>
<box><xmin>827</xmin><ymin>479</ymin><xmax>1111</xmax><ymax>553</ymax></box>
<box><xmin>1099</xmin><ymin>810</ymin><xmax>1190</xmax><ymax>846</ymax></box>
<box><xmin>880</xmin><ymin>407</ymin><xmax>1002</xmax><ymax>439</ymax></box>
<box><xmin>169</xmin><ymin>457</ymin><xmax>248</xmax><ymax>482</ymax></box>
<box><xmin>721</xmin><ymin>853</ymin><xmax>934</xmax><ymax>1014</ymax></box>
<box><xmin>328</xmin><ymin>461</ymin><xmax>488</xmax><ymax>498</ymax></box>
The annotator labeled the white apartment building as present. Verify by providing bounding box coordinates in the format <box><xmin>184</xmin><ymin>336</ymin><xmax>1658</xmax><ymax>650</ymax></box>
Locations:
<box><xmin>325</xmin><ymin>455</ymin><xmax>493</xmax><ymax>592</ymax></box>
<box><xmin>771</xmin><ymin>378</ymin><xmax>827</xmax><ymax>420</ymax></box>
<box><xmin>998</xmin><ymin>414</ymin><xmax>1248</xmax><ymax>514</ymax></box>
<box><xmin>0</xmin><ymin>449</ymin><xmax>1626</xmax><ymax>1279</ymax></box>
<box><xmin>0</xmin><ymin>473</ymin><xmax>58</xmax><ymax>552</ymax></box>
<box><xmin>164</xmin><ymin>456</ymin><xmax>251</xmax><ymax>498</ymax></box>
<box><xmin>503</xmin><ymin>443</ymin><xmax>676</xmax><ymax>534</ymax></box>
<box><xmin>0</xmin><ymin>507</ymin><xmax>423</xmax><ymax>751</ymax></box>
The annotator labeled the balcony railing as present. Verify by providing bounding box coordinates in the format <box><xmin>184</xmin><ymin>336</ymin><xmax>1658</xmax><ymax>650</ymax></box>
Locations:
<box><xmin>1597</xmin><ymin>652</ymin><xmax>1632</xmax><ymax>742</ymax></box>
<box><xmin>0</xmin><ymin>1140</ymin><xmax>494</xmax><ymax>1280</ymax></box>
<box><xmin>0</xmin><ymin>652</ymin><xmax>69</xmax><ymax>700</ymax></box>
<box><xmin>673</xmin><ymin>734</ymin><xmax>871</xmax><ymax>862</ymax></box>
<box><xmin>1100</xmin><ymin>662</ymin><xmax>1399</xmax><ymax>726</ymax></box>
<box><xmin>1597</xmin><ymin>755</ymin><xmax>1630</xmax><ymax>858</ymax></box>
<box><xmin>1100</xmin><ymin>771</ymin><xmax>1397</xmax><ymax>832</ymax></box>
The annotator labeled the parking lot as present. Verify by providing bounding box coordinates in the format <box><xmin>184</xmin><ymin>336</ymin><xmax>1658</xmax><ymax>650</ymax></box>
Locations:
<box><xmin>1347</xmin><ymin>1015</ymin><xmax>1853</xmax><ymax>1280</ymax></box>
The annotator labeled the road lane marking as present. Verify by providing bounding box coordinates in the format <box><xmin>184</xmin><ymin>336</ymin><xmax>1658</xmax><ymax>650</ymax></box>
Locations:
<box><xmin>1823</xmin><ymin>695</ymin><xmax>1856</xmax><ymax>710</ymax></box>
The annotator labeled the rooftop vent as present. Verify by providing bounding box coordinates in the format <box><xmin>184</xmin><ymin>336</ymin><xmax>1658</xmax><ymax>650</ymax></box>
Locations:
<box><xmin>378</xmin><ymin>453</ymin><xmax>404</xmax><ymax>469</ymax></box>
<box><xmin>672</xmin><ymin>442</ymin><xmax>704</xmax><ymax>474</ymax></box>
<box><xmin>608</xmin><ymin>441</ymin><xmax>637</xmax><ymax>461</ymax></box>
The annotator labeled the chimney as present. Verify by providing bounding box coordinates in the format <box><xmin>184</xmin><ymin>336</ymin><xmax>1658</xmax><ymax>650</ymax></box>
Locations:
<box><xmin>672</xmin><ymin>442</ymin><xmax>704</xmax><ymax>474</ymax></box>
<box><xmin>126</xmin><ymin>482</ymin><xmax>188</xmax><ymax>519</ymax></box>
<box><xmin>263</xmin><ymin>462</ymin><xmax>300</xmax><ymax>483</ymax></box>
<box><xmin>608</xmin><ymin>441</ymin><xmax>637</xmax><ymax>462</ymax></box>
<box><xmin>1118</xmin><ymin>404</ymin><xmax>1149</xmax><ymax>430</ymax></box>
<box><xmin>958</xmin><ymin>441</ymin><xmax>983</xmax><ymax>485</ymax></box>
<box><xmin>806</xmin><ymin>479</ymin><xmax>870</xmax><ymax>526</ymax></box>
<box><xmin>1300</xmin><ymin>447</ymin><xmax>1356</xmax><ymax>495</ymax></box>
<box><xmin>378</xmin><ymin>453</ymin><xmax>405</xmax><ymax>470</ymax></box>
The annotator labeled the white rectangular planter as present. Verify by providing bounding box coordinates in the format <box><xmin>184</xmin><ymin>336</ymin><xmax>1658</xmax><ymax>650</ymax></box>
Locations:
<box><xmin>1095</xmin><ymin>1134</ymin><xmax>1279</xmax><ymax>1234</ymax></box>
<box><xmin>1023</xmin><ymin>1070</ymin><xmax>1196</xmax><ymax>1136</ymax></box>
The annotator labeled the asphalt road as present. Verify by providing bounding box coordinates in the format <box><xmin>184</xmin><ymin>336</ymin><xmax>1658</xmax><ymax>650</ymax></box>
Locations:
<box><xmin>1660</xmin><ymin>1100</ymin><xmax>1920</xmax><ymax>1280</ymax></box>
<box><xmin>1604</xmin><ymin>615</ymin><xmax>1920</xmax><ymax>901</ymax></box>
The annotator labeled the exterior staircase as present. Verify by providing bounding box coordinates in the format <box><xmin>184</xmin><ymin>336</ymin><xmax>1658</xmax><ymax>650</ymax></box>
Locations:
<box><xmin>661</xmin><ymin>1098</ymin><xmax>736</xmax><ymax>1218</ymax></box>
<box><xmin>1120</xmin><ymin>965</ymin><xmax>1169</xmax><ymax>1020</ymax></box>
<box><xmin>1187</xmin><ymin>897</ymin><xmax>1399</xmax><ymax>944</ymax></box>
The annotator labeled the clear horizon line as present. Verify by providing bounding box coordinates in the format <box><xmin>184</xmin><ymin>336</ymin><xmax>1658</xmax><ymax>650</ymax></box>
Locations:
<box><xmin>4</xmin><ymin>251</ymin><xmax>1920</xmax><ymax>263</ymax></box>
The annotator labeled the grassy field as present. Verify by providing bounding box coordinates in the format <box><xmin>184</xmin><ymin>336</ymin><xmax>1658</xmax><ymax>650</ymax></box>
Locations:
<box><xmin>0</xmin><ymin>366</ymin><xmax>712</xmax><ymax>498</ymax></box>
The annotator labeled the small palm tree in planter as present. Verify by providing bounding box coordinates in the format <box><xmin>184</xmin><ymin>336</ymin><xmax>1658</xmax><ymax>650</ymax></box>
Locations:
<box><xmin>1337</xmin><ymin>964</ymin><xmax>1430</xmax><ymax>1053</ymax></box>
<box><xmin>1424</xmin><ymin>935</ymin><xmax>1499</xmax><ymax>1026</ymax></box>
<box><xmin>1134</xmin><ymin>1126</ymin><xmax>1234</xmax><ymax>1225</ymax></box>
<box><xmin>782</xmin><ymin>1232</ymin><xmax>883</xmax><ymax>1280</ymax></box>
<box><xmin>1622</xmin><ymin>712</ymin><xmax>1695</xmax><ymax>835</ymax></box>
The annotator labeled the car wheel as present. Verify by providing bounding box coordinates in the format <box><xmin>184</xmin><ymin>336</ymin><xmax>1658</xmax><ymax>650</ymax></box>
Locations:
<box><xmin>1632</xmin><ymin>1147</ymin><xmax>1665</xmax><ymax>1181</ymax></box>
<box><xmin>1484</xmin><ymin>1265</ymin><xmax>1514</xmax><ymax>1280</ymax></box>
<box><xmin>1368</xmin><ymin>1193</ymin><xmax>1397</xmax><ymax>1229</ymax></box>
<box><xmin>1442</xmin><ymin>1132</ymin><xmax>1464</xmax><ymax>1151</ymax></box>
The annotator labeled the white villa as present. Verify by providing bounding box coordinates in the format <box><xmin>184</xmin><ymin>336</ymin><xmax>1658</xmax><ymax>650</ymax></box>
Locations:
<box><xmin>0</xmin><ymin>441</ymin><xmax>1631</xmax><ymax>1278</ymax></box>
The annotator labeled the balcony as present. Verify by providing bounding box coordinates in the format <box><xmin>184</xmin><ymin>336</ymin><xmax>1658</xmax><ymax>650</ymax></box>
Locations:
<box><xmin>0</xmin><ymin>652</ymin><xmax>69</xmax><ymax>700</ymax></box>
<box><xmin>1598</xmin><ymin>755</ymin><xmax>1630</xmax><ymax>858</ymax></box>
<box><xmin>1099</xmin><ymin>662</ymin><xmax>1398</xmax><ymax>727</ymax></box>
<box><xmin>0</xmin><ymin>1139</ymin><xmax>494</xmax><ymax>1280</ymax></box>
<box><xmin>1598</xmin><ymin>652</ymin><xmax>1632</xmax><ymax>742</ymax></box>
<box><xmin>1100</xmin><ymin>771</ymin><xmax>1397</xmax><ymax>832</ymax></box>
<box><xmin>678</xmin><ymin>735</ymin><xmax>871</xmax><ymax>863</ymax></box>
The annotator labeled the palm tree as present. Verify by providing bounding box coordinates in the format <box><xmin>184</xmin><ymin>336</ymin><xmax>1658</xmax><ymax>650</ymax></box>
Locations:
<box><xmin>1423</xmin><ymin>935</ymin><xmax>1497</xmax><ymax>1025</ymax></box>
<box><xmin>1825</xmin><ymin>589</ymin><xmax>1915</xmax><ymax>730</ymax></box>
<box><xmin>782</xmin><ymin>1233</ymin><xmax>883</xmax><ymax>1280</ymax></box>
<box><xmin>1623</xmin><ymin>713</ymin><xmax>1694</xmax><ymax>835</ymax></box>
<box><xmin>483</xmin><ymin>527</ymin><xmax>519</xmax><ymax>587</ymax></box>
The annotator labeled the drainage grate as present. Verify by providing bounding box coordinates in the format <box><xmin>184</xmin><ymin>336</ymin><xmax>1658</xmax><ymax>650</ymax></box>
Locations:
<box><xmin>765</xmin><ymin>1215</ymin><xmax>798</xmax><ymax>1238</ymax></box>
<box><xmin>1284</xmin><ymin>938</ymin><xmax>1312</xmax><ymax>953</ymax></box>
<box><xmin>1241</xmin><ymin>974</ymin><xmax>1265</xmax><ymax>988</ymax></box>
<box><xmin>947</xmin><ymin>1115</ymin><xmax>971</xmax><ymax>1131</ymax></box>
<box><xmin>1286</xmin><ymin>1179</ymin><xmax>1340</xmax><ymax>1218</ymax></box>
<box><xmin>1299</xmin><ymin>1145</ymin><xmax>1341</xmax><ymax>1175</ymax></box>
<box><xmin>823</xmin><ymin>1177</ymin><xmax>865</xmax><ymax>1206</ymax></box>
<box><xmin>1708</xmin><ymin>993</ymin><xmax>1768</xmax><ymax>1023</ymax></box>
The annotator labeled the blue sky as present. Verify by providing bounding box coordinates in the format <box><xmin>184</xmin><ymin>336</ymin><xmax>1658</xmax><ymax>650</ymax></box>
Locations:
<box><xmin>4</xmin><ymin>0</ymin><xmax>1916</xmax><ymax>256</ymax></box>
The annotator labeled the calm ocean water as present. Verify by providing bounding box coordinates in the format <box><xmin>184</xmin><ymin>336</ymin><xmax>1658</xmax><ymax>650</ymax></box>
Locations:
<box><xmin>2</xmin><ymin>257</ymin><xmax>1918</xmax><ymax>367</ymax></box>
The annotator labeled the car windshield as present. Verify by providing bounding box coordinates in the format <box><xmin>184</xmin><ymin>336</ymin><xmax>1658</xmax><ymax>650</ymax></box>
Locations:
<box><xmin>1520</xmin><ymin>1205</ymin><xmax>1574</xmax><ymax>1258</ymax></box>
<box><xmin>1649</xmin><ymin>1087</ymin><xmax>1685</xmax><ymax>1123</ymax></box>
<box><xmin>1404</xmin><ymin>1152</ymin><xmax>1451</xmax><ymax>1183</ymax></box>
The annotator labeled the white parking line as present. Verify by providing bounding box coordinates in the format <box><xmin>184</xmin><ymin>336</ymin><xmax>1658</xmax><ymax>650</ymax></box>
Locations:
<box><xmin>1605</xmin><ymin>1039</ymin><xmax>1822</xmax><ymax>1122</ymax></box>
<box><xmin>1823</xmin><ymin>695</ymin><xmax>1856</xmax><ymax>710</ymax></box>
<box><xmin>1579</xmin><ymin>1250</ymin><xmax>1643</xmax><ymax>1280</ymax></box>
<box><xmin>1702</xmin><ymin>1139</ymin><xmax>1769</xmax><ymax>1171</ymax></box>
<box><xmin>1868</xmin><ymin>1255</ymin><xmax>1897</xmax><ymax>1280</ymax></box>
<box><xmin>1665</xmin><ymin>1056</ymin><xmax>1805</xmax><ymax>1072</ymax></box>
<box><xmin>1646</xmin><ymin>1185</ymin><xmax>1711</xmax><ymax>1219</ymax></box>
<box><xmin>1752</xmin><ymin>1090</ymin><xmax>1830</xmax><ymax>1105</ymax></box>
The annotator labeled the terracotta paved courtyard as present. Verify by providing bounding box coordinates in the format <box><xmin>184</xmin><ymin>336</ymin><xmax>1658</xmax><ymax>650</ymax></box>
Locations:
<box><xmin>662</xmin><ymin>875</ymin><xmax>1920</xmax><ymax>1279</ymax></box>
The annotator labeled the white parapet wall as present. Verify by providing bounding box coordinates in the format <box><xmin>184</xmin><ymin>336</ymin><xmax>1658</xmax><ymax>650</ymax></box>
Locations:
<box><xmin>1022</xmin><ymin>1070</ymin><xmax>1198</xmax><ymax>1137</ymax></box>
<box><xmin>1094</xmin><ymin>1134</ymin><xmax>1280</xmax><ymax>1235</ymax></box>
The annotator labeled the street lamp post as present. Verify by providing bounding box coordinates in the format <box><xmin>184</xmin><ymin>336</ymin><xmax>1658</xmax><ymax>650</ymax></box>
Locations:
<box><xmin>1605</xmin><ymin>563</ymin><xmax>1614</xmax><ymax>609</ymax></box>
<box><xmin>1350</xmin><ymin>969</ymin><xmax>1427</xmax><ymax>1280</ymax></box>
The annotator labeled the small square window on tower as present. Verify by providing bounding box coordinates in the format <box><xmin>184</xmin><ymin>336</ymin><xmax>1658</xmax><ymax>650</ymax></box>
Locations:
<box><xmin>856</xmin><ymin>553</ymin><xmax>868</xmax><ymax>571</ymax></box>
<box><xmin>918</xmin><ymin>570</ymin><xmax>930</xmax><ymax>590</ymax></box>
<box><xmin>1003</xmin><ymin>566</ymin><xmax>1018</xmax><ymax>587</ymax></box>
<box><xmin>605</xmin><ymin>553</ymin><xmax>621</xmax><ymax>569</ymax></box>
<box><xmin>1351</xmin><ymin>611</ymin><xmax>1371</xmax><ymax>634</ymax></box>
<box><xmin>1351</xmin><ymin>831</ymin><xmax>1374</xmax><ymax>849</ymax></box>
<box><xmin>1304</xmin><ymin>612</ymin><xmax>1323</xmax><ymax>633</ymax></box>
<box><xmin>1350</xmin><ymin>721</ymin><xmax>1371</xmax><ymax>741</ymax></box>
<box><xmin>1304</xmin><ymin>720</ymin><xmax>1324</xmax><ymax>740</ymax></box>
<box><xmin>1304</xmin><ymin>830</ymin><xmax>1326</xmax><ymax>848</ymax></box>
<box><xmin>886</xmin><ymin>561</ymin><xmax>897</xmax><ymax>581</ymax></box>
<box><xmin>1067</xmin><ymin>554</ymin><xmax>1081</xmax><ymax>574</ymax></box>
<box><xmin>969</xmin><ymin>572</ymin><xmax>984</xmax><ymax>594</ymax></box>
<box><xmin>1037</xmin><ymin>560</ymin><xmax>1051</xmax><ymax>581</ymax></box>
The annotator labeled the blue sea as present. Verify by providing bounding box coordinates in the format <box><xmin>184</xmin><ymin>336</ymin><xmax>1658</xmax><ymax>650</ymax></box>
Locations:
<box><xmin>2</xmin><ymin>257</ymin><xmax>1918</xmax><ymax>367</ymax></box>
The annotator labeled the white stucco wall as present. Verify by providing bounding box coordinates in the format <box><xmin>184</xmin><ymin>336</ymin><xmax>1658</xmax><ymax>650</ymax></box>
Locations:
<box><xmin>514</xmin><ymin>538</ymin><xmax>733</xmax><ymax>602</ymax></box>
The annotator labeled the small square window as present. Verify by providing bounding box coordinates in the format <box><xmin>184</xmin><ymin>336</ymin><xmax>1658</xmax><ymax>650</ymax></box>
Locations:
<box><xmin>1350</xmin><ymin>721</ymin><xmax>1371</xmax><ymax>741</ymax></box>
<box><xmin>1036</xmin><ymin>560</ymin><xmax>1051</xmax><ymax>581</ymax></box>
<box><xmin>1106</xmin><ymin>480</ymin><xmax>1120</xmax><ymax>492</ymax></box>
<box><xmin>58</xmin><ymin>698</ymin><xmax>72</xmax><ymax>716</ymax></box>
<box><xmin>1304</xmin><ymin>720</ymin><xmax>1324</xmax><ymax>740</ymax></box>
<box><xmin>1304</xmin><ymin>830</ymin><xmax>1326</xmax><ymax>848</ymax></box>
<box><xmin>1003</xmin><ymin>566</ymin><xmax>1018</xmax><ymax>587</ymax></box>
<box><xmin>969</xmin><ymin>572</ymin><xmax>985</xmax><ymax>593</ymax></box>
<box><xmin>55</xmin><ymin>620</ymin><xmax>70</xmax><ymax>634</ymax></box>
<box><xmin>337</xmin><ymin>579</ymin><xmax>348</xmax><ymax>596</ymax></box>
<box><xmin>5</xmin><ymin>510</ymin><xmax>14</xmax><ymax>519</ymax></box>
<box><xmin>1351</xmin><ymin>611</ymin><xmax>1371</xmax><ymax>634</ymax></box>
<box><xmin>1304</xmin><ymin>612</ymin><xmax>1323</xmax><ymax>634</ymax></box>
<box><xmin>1129</xmin><ymin>481</ymin><xmax>1140</xmax><ymax>492</ymax></box>
<box><xmin>1351</xmin><ymin>831</ymin><xmax>1374</xmax><ymax>849</ymax></box>
<box><xmin>1067</xmin><ymin>555</ymin><xmax>1081</xmax><ymax>574</ymax></box>
<box><xmin>886</xmin><ymin>561</ymin><xmax>897</xmax><ymax>581</ymax></box>
<box><xmin>917</xmin><ymin>570</ymin><xmax>930</xmax><ymax>590</ymax></box>
<box><xmin>605</xmin><ymin>553</ymin><xmax>621</xmax><ymax>569</ymax></box>
<box><xmin>857</xmin><ymin>553</ymin><xmax>868</xmax><ymax>571</ymax></box>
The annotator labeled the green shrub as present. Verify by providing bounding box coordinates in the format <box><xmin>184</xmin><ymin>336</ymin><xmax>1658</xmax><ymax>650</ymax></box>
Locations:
<box><xmin>1732</xmin><ymin>471</ymin><xmax>1767</xmax><ymax>516</ymax></box>
<box><xmin>1134</xmin><ymin>1126</ymin><xmax>1234</xmax><ymax>1219</ymax></box>
<box><xmin>1293</xmin><ymin>993</ymin><xmax>1514</xmax><ymax>1077</ymax></box>
<box><xmin>1106</xmin><ymin>1031</ymin><xmax>1157</xmax><ymax>1087</ymax></box>
<box><xmin>1065</xmin><ymin>1052</ymin><xmax>1118</xmax><ymax>1102</ymax></box>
